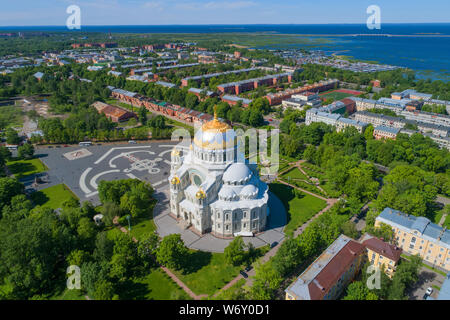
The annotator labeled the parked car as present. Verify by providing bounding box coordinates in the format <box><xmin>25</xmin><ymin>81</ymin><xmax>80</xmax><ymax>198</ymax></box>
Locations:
<box><xmin>270</xmin><ymin>241</ymin><xmax>278</xmax><ymax>248</ymax></box>
<box><xmin>239</xmin><ymin>270</ymin><xmax>248</xmax><ymax>278</ymax></box>
<box><xmin>245</xmin><ymin>265</ymin><xmax>252</xmax><ymax>272</ymax></box>
<box><xmin>426</xmin><ymin>287</ymin><xmax>433</xmax><ymax>296</ymax></box>
<box><xmin>128</xmin><ymin>140</ymin><xmax>137</xmax><ymax>144</ymax></box>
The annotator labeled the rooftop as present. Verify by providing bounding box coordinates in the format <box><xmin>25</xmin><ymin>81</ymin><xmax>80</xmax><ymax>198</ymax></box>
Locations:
<box><xmin>285</xmin><ymin>234</ymin><xmax>365</xmax><ymax>300</ymax></box>
<box><xmin>377</xmin><ymin>207</ymin><xmax>450</xmax><ymax>248</ymax></box>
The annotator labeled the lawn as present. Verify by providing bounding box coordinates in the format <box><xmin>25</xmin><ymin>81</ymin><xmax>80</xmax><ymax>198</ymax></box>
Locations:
<box><xmin>6</xmin><ymin>157</ymin><xmax>48</xmax><ymax>179</ymax></box>
<box><xmin>269</xmin><ymin>182</ymin><xmax>327</xmax><ymax>236</ymax></box>
<box><xmin>173</xmin><ymin>251</ymin><xmax>241</xmax><ymax>296</ymax></box>
<box><xmin>319</xmin><ymin>90</ymin><xmax>359</xmax><ymax>101</ymax></box>
<box><xmin>122</xmin><ymin>209</ymin><xmax>157</xmax><ymax>242</ymax></box>
<box><xmin>117</xmin><ymin>268</ymin><xmax>191</xmax><ymax>300</ymax></box>
<box><xmin>280</xmin><ymin>167</ymin><xmax>309</xmax><ymax>182</ymax></box>
<box><xmin>31</xmin><ymin>184</ymin><xmax>79</xmax><ymax>210</ymax></box>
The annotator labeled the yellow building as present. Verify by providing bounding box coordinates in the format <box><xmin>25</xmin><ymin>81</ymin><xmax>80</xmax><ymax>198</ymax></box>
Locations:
<box><xmin>375</xmin><ymin>208</ymin><xmax>450</xmax><ymax>272</ymax></box>
<box><xmin>360</xmin><ymin>233</ymin><xmax>402</xmax><ymax>278</ymax></box>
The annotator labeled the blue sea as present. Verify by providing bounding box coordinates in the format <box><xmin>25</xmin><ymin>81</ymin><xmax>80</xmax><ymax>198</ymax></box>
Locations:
<box><xmin>1</xmin><ymin>24</ymin><xmax>449</xmax><ymax>80</ymax></box>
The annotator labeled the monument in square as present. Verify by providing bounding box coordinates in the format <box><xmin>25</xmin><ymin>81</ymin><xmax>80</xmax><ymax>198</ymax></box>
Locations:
<box><xmin>168</xmin><ymin>108</ymin><xmax>269</xmax><ymax>237</ymax></box>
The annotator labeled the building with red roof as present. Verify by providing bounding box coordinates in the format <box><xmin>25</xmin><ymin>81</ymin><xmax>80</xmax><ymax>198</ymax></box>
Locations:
<box><xmin>285</xmin><ymin>234</ymin><xmax>365</xmax><ymax>300</ymax></box>
<box><xmin>361</xmin><ymin>233</ymin><xmax>402</xmax><ymax>278</ymax></box>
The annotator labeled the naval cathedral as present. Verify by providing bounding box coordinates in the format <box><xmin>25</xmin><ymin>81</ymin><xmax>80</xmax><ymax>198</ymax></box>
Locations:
<box><xmin>168</xmin><ymin>109</ymin><xmax>269</xmax><ymax>237</ymax></box>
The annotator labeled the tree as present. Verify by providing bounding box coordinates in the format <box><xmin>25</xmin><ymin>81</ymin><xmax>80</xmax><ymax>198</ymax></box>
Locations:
<box><xmin>93</xmin><ymin>232</ymin><xmax>114</xmax><ymax>263</ymax></box>
<box><xmin>156</xmin><ymin>234</ymin><xmax>189</xmax><ymax>271</ymax></box>
<box><xmin>138</xmin><ymin>107</ymin><xmax>147</xmax><ymax>125</ymax></box>
<box><xmin>0</xmin><ymin>214</ymin><xmax>75</xmax><ymax>299</ymax></box>
<box><xmin>343</xmin><ymin>281</ymin><xmax>378</xmax><ymax>300</ymax></box>
<box><xmin>81</xmin><ymin>261</ymin><xmax>110</xmax><ymax>297</ymax></box>
<box><xmin>93</xmin><ymin>279</ymin><xmax>115</xmax><ymax>300</ymax></box>
<box><xmin>137</xmin><ymin>232</ymin><xmax>159</xmax><ymax>269</ymax></box>
<box><xmin>388</xmin><ymin>255</ymin><xmax>422</xmax><ymax>300</ymax></box>
<box><xmin>272</xmin><ymin>237</ymin><xmax>303</xmax><ymax>276</ymax></box>
<box><xmin>17</xmin><ymin>143</ymin><xmax>34</xmax><ymax>159</ymax></box>
<box><xmin>0</xmin><ymin>177</ymin><xmax>25</xmax><ymax>212</ymax></box>
<box><xmin>77</xmin><ymin>217</ymin><xmax>97</xmax><ymax>243</ymax></box>
<box><xmin>101</xmin><ymin>202</ymin><xmax>121</xmax><ymax>227</ymax></box>
<box><xmin>249</xmin><ymin>262</ymin><xmax>282</xmax><ymax>300</ymax></box>
<box><xmin>67</xmin><ymin>249</ymin><xmax>90</xmax><ymax>267</ymax></box>
<box><xmin>5</xmin><ymin>128</ymin><xmax>20</xmax><ymax>145</ymax></box>
<box><xmin>224</xmin><ymin>236</ymin><xmax>246</xmax><ymax>266</ymax></box>
<box><xmin>340</xmin><ymin>221</ymin><xmax>359</xmax><ymax>239</ymax></box>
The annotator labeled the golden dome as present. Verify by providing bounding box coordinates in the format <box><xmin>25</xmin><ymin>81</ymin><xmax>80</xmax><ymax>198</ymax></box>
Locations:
<box><xmin>201</xmin><ymin>105</ymin><xmax>231</xmax><ymax>133</ymax></box>
<box><xmin>170</xmin><ymin>176</ymin><xmax>180</xmax><ymax>185</ymax></box>
<box><xmin>193</xmin><ymin>105</ymin><xmax>236</xmax><ymax>150</ymax></box>
<box><xmin>195</xmin><ymin>188</ymin><xmax>206</xmax><ymax>199</ymax></box>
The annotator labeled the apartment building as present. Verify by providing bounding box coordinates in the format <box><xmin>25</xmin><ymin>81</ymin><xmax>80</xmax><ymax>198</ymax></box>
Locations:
<box><xmin>375</xmin><ymin>207</ymin><xmax>450</xmax><ymax>272</ymax></box>
<box><xmin>360</xmin><ymin>233</ymin><xmax>402</xmax><ymax>278</ymax></box>
<box><xmin>336</xmin><ymin>117</ymin><xmax>368</xmax><ymax>133</ymax></box>
<box><xmin>285</xmin><ymin>235</ymin><xmax>366</xmax><ymax>300</ymax></box>
<box><xmin>373</xmin><ymin>126</ymin><xmax>401</xmax><ymax>140</ymax></box>
<box><xmin>354</xmin><ymin>111</ymin><xmax>405</xmax><ymax>129</ymax></box>
<box><xmin>350</xmin><ymin>97</ymin><xmax>377</xmax><ymax>111</ymax></box>
<box><xmin>305</xmin><ymin>108</ymin><xmax>341</xmax><ymax>126</ymax></box>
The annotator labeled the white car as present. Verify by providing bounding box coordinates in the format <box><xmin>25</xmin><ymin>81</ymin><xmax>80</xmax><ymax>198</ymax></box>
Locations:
<box><xmin>128</xmin><ymin>140</ymin><xmax>137</xmax><ymax>144</ymax></box>
<box><xmin>426</xmin><ymin>287</ymin><xmax>433</xmax><ymax>296</ymax></box>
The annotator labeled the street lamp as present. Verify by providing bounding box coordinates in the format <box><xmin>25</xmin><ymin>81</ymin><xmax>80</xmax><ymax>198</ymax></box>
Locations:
<box><xmin>126</xmin><ymin>214</ymin><xmax>131</xmax><ymax>231</ymax></box>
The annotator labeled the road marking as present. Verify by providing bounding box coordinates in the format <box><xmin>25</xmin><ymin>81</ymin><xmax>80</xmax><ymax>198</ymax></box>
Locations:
<box><xmin>164</xmin><ymin>160</ymin><xmax>171</xmax><ymax>165</ymax></box>
<box><xmin>126</xmin><ymin>173</ymin><xmax>139</xmax><ymax>180</ymax></box>
<box><xmin>86</xmin><ymin>191</ymin><xmax>99</xmax><ymax>198</ymax></box>
<box><xmin>90</xmin><ymin>170</ymin><xmax>120</xmax><ymax>189</ymax></box>
<box><xmin>94</xmin><ymin>146</ymin><xmax>152</xmax><ymax>165</ymax></box>
<box><xmin>159</xmin><ymin>149</ymin><xmax>174</xmax><ymax>158</ymax></box>
<box><xmin>158</xmin><ymin>145</ymin><xmax>178</xmax><ymax>148</ymax></box>
<box><xmin>152</xmin><ymin>180</ymin><xmax>165</xmax><ymax>187</ymax></box>
<box><xmin>108</xmin><ymin>150</ymin><xmax>156</xmax><ymax>168</ymax></box>
<box><xmin>79</xmin><ymin>167</ymin><xmax>93</xmax><ymax>194</ymax></box>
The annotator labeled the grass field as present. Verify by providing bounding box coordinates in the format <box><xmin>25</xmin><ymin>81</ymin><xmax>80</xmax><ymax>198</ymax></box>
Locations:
<box><xmin>6</xmin><ymin>157</ymin><xmax>48</xmax><ymax>179</ymax></box>
<box><xmin>31</xmin><ymin>184</ymin><xmax>79</xmax><ymax>210</ymax></box>
<box><xmin>319</xmin><ymin>91</ymin><xmax>356</xmax><ymax>101</ymax></box>
<box><xmin>119</xmin><ymin>207</ymin><xmax>157</xmax><ymax>241</ymax></box>
<box><xmin>269</xmin><ymin>182</ymin><xmax>327</xmax><ymax>236</ymax></box>
<box><xmin>280</xmin><ymin>167</ymin><xmax>309</xmax><ymax>182</ymax></box>
<box><xmin>173</xmin><ymin>251</ymin><xmax>241</xmax><ymax>296</ymax></box>
<box><xmin>117</xmin><ymin>268</ymin><xmax>191</xmax><ymax>300</ymax></box>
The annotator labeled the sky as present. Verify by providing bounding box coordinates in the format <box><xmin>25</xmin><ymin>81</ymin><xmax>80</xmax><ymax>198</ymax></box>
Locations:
<box><xmin>1</xmin><ymin>0</ymin><xmax>450</xmax><ymax>26</ymax></box>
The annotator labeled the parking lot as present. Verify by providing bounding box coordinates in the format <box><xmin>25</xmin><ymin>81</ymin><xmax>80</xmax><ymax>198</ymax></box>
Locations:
<box><xmin>407</xmin><ymin>267</ymin><xmax>446</xmax><ymax>300</ymax></box>
<box><xmin>33</xmin><ymin>141</ymin><xmax>178</xmax><ymax>204</ymax></box>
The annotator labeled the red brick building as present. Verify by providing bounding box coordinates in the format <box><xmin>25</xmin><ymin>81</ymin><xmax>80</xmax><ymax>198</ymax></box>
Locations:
<box><xmin>92</xmin><ymin>101</ymin><xmax>137</xmax><ymax>123</ymax></box>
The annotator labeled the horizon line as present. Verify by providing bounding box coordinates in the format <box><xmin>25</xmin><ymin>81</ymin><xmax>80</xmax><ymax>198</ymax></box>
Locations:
<box><xmin>1</xmin><ymin>22</ymin><xmax>450</xmax><ymax>28</ymax></box>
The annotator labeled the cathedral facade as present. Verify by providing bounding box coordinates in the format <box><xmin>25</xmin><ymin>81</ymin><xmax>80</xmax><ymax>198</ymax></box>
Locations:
<box><xmin>168</xmin><ymin>111</ymin><xmax>269</xmax><ymax>237</ymax></box>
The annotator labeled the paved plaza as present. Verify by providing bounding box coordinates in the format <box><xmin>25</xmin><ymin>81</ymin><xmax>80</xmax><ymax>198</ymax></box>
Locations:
<box><xmin>33</xmin><ymin>142</ymin><xmax>177</xmax><ymax>205</ymax></box>
<box><xmin>31</xmin><ymin>141</ymin><xmax>287</xmax><ymax>252</ymax></box>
